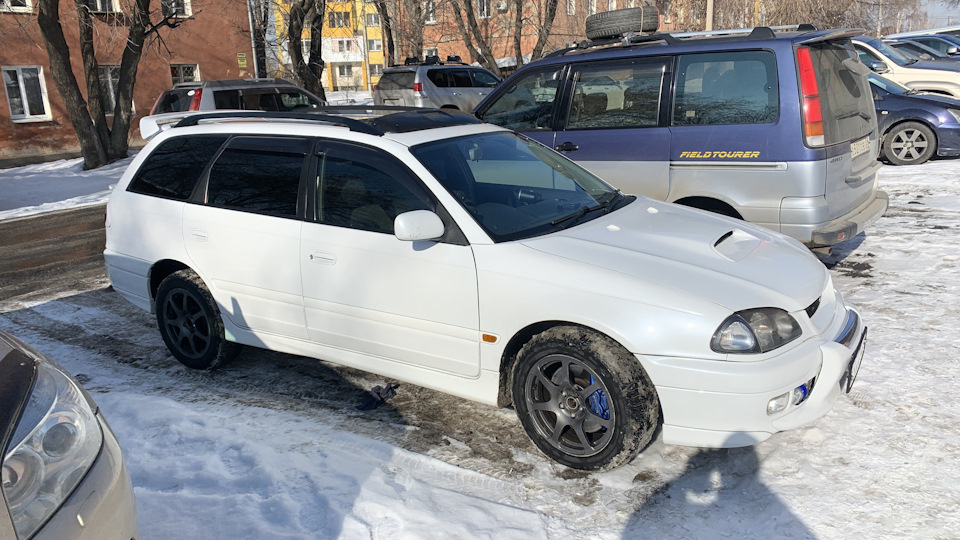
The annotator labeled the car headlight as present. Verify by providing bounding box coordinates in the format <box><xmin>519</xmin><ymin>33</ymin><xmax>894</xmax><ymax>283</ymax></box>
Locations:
<box><xmin>2</xmin><ymin>360</ymin><xmax>103</xmax><ymax>539</ymax></box>
<box><xmin>947</xmin><ymin>109</ymin><xmax>960</xmax><ymax>124</ymax></box>
<box><xmin>711</xmin><ymin>308</ymin><xmax>802</xmax><ymax>354</ymax></box>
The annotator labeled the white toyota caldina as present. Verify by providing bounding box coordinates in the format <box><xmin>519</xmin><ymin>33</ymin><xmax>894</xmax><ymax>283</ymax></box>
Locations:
<box><xmin>105</xmin><ymin>109</ymin><xmax>867</xmax><ymax>470</ymax></box>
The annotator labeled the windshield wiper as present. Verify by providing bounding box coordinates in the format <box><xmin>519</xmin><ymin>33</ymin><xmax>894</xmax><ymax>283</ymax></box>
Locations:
<box><xmin>551</xmin><ymin>202</ymin><xmax>606</xmax><ymax>229</ymax></box>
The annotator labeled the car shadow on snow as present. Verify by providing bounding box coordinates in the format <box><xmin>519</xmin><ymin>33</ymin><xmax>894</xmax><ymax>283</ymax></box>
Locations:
<box><xmin>622</xmin><ymin>444</ymin><xmax>815</xmax><ymax>539</ymax></box>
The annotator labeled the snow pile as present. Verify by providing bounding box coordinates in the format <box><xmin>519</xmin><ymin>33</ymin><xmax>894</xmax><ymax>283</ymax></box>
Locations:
<box><xmin>0</xmin><ymin>156</ymin><xmax>130</xmax><ymax>218</ymax></box>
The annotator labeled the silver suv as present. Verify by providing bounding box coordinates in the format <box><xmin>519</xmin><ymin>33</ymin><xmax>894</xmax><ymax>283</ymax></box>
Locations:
<box><xmin>150</xmin><ymin>78</ymin><xmax>325</xmax><ymax>114</ymax></box>
<box><xmin>373</xmin><ymin>57</ymin><xmax>500</xmax><ymax>111</ymax></box>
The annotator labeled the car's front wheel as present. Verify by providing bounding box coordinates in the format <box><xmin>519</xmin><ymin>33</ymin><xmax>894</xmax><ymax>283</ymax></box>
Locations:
<box><xmin>883</xmin><ymin>121</ymin><xmax>936</xmax><ymax>165</ymax></box>
<box><xmin>512</xmin><ymin>326</ymin><xmax>660</xmax><ymax>470</ymax></box>
<box><xmin>155</xmin><ymin>269</ymin><xmax>241</xmax><ymax>370</ymax></box>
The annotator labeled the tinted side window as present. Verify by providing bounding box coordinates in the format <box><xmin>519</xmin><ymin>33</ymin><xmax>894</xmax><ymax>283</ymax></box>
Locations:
<box><xmin>128</xmin><ymin>135</ymin><xmax>228</xmax><ymax>200</ymax></box>
<box><xmin>213</xmin><ymin>90</ymin><xmax>241</xmax><ymax>109</ymax></box>
<box><xmin>206</xmin><ymin>137</ymin><xmax>308</xmax><ymax>217</ymax></box>
<box><xmin>673</xmin><ymin>51</ymin><xmax>779</xmax><ymax>126</ymax></box>
<box><xmin>448</xmin><ymin>69</ymin><xmax>473</xmax><ymax>87</ymax></box>
<box><xmin>427</xmin><ymin>70</ymin><xmax>449</xmax><ymax>88</ymax></box>
<box><xmin>152</xmin><ymin>89</ymin><xmax>194</xmax><ymax>114</ymax></box>
<box><xmin>318</xmin><ymin>144</ymin><xmax>430</xmax><ymax>234</ymax></box>
<box><xmin>478</xmin><ymin>67</ymin><xmax>563</xmax><ymax>131</ymax></box>
<box><xmin>471</xmin><ymin>70</ymin><xmax>500</xmax><ymax>88</ymax></box>
<box><xmin>377</xmin><ymin>71</ymin><xmax>415</xmax><ymax>90</ymax></box>
<box><xmin>241</xmin><ymin>92</ymin><xmax>280</xmax><ymax>111</ymax></box>
<box><xmin>566</xmin><ymin>61</ymin><xmax>665</xmax><ymax>129</ymax></box>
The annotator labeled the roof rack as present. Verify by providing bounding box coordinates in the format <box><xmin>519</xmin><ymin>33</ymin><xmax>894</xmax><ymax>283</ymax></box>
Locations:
<box><xmin>546</xmin><ymin>24</ymin><xmax>820</xmax><ymax>58</ymax></box>
<box><xmin>167</xmin><ymin>107</ymin><xmax>482</xmax><ymax>136</ymax></box>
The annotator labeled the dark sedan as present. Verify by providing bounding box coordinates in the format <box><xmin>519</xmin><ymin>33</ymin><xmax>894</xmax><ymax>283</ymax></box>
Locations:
<box><xmin>870</xmin><ymin>73</ymin><xmax>960</xmax><ymax>165</ymax></box>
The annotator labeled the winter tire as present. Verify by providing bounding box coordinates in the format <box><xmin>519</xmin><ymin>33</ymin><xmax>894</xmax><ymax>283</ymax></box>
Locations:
<box><xmin>155</xmin><ymin>269</ymin><xmax>241</xmax><ymax>370</ymax></box>
<box><xmin>883</xmin><ymin>121</ymin><xmax>936</xmax><ymax>166</ymax></box>
<box><xmin>512</xmin><ymin>326</ymin><xmax>660</xmax><ymax>470</ymax></box>
<box><xmin>585</xmin><ymin>6</ymin><xmax>660</xmax><ymax>41</ymax></box>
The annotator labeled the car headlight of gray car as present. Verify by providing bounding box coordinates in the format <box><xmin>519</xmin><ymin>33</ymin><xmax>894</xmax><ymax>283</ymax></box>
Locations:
<box><xmin>711</xmin><ymin>308</ymin><xmax>802</xmax><ymax>354</ymax></box>
<box><xmin>2</xmin><ymin>360</ymin><xmax>103</xmax><ymax>539</ymax></box>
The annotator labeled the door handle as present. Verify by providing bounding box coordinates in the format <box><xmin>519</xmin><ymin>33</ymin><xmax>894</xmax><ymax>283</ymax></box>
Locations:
<box><xmin>309</xmin><ymin>251</ymin><xmax>336</xmax><ymax>264</ymax></box>
<box><xmin>555</xmin><ymin>142</ymin><xmax>579</xmax><ymax>152</ymax></box>
<box><xmin>452</xmin><ymin>92</ymin><xmax>462</xmax><ymax>96</ymax></box>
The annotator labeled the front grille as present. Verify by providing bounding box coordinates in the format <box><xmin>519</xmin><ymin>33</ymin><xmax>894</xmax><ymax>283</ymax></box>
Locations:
<box><xmin>805</xmin><ymin>297</ymin><xmax>821</xmax><ymax>318</ymax></box>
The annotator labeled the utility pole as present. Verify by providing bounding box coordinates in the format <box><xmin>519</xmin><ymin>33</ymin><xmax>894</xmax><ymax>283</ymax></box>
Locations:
<box><xmin>877</xmin><ymin>0</ymin><xmax>883</xmax><ymax>36</ymax></box>
<box><xmin>706</xmin><ymin>0</ymin><xmax>714</xmax><ymax>30</ymax></box>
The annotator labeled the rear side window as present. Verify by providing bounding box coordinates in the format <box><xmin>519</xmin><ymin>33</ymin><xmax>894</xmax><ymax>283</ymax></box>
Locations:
<box><xmin>213</xmin><ymin>90</ymin><xmax>241</xmax><ymax>109</ymax></box>
<box><xmin>673</xmin><ymin>51</ymin><xmax>779</xmax><ymax>126</ymax></box>
<box><xmin>427</xmin><ymin>70</ymin><xmax>450</xmax><ymax>87</ymax></box>
<box><xmin>566</xmin><ymin>60</ymin><xmax>666</xmax><ymax>129</ymax></box>
<box><xmin>377</xmin><ymin>71</ymin><xmax>415</xmax><ymax>90</ymax></box>
<box><xmin>471</xmin><ymin>70</ymin><xmax>500</xmax><ymax>87</ymax></box>
<box><xmin>806</xmin><ymin>42</ymin><xmax>876</xmax><ymax>145</ymax></box>
<box><xmin>206</xmin><ymin>137</ymin><xmax>309</xmax><ymax>217</ymax></box>
<box><xmin>447</xmin><ymin>69</ymin><xmax>473</xmax><ymax>87</ymax></box>
<box><xmin>128</xmin><ymin>135</ymin><xmax>228</xmax><ymax>200</ymax></box>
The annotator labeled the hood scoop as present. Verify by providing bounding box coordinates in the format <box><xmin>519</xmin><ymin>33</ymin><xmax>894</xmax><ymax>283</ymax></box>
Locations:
<box><xmin>713</xmin><ymin>228</ymin><xmax>763</xmax><ymax>262</ymax></box>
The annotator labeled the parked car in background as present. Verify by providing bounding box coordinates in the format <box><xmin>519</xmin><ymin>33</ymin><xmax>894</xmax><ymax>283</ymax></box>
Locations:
<box><xmin>476</xmin><ymin>18</ymin><xmax>887</xmax><ymax>248</ymax></box>
<box><xmin>852</xmin><ymin>36</ymin><xmax>960</xmax><ymax>97</ymax></box>
<box><xmin>869</xmin><ymin>73</ymin><xmax>960</xmax><ymax>165</ymax></box>
<box><xmin>107</xmin><ymin>108</ymin><xmax>867</xmax><ymax>471</ymax></box>
<box><xmin>1</xmin><ymin>330</ymin><xmax>138</xmax><ymax>540</ymax></box>
<box><xmin>150</xmin><ymin>78</ymin><xmax>324</xmax><ymax>115</ymax></box>
<box><xmin>895</xmin><ymin>34</ymin><xmax>960</xmax><ymax>57</ymax></box>
<box><xmin>886</xmin><ymin>39</ymin><xmax>959</xmax><ymax>62</ymax></box>
<box><xmin>373</xmin><ymin>57</ymin><xmax>500</xmax><ymax>111</ymax></box>
<box><xmin>887</xmin><ymin>24</ymin><xmax>960</xmax><ymax>41</ymax></box>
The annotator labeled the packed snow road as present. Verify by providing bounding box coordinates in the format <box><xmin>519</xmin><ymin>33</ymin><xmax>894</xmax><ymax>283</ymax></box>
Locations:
<box><xmin>2</xmin><ymin>161</ymin><xmax>959</xmax><ymax>539</ymax></box>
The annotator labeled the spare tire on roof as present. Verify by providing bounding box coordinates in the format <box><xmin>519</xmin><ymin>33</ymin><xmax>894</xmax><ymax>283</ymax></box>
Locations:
<box><xmin>585</xmin><ymin>5</ymin><xmax>660</xmax><ymax>40</ymax></box>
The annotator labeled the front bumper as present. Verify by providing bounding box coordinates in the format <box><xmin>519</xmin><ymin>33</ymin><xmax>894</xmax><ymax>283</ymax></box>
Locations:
<box><xmin>936</xmin><ymin>123</ymin><xmax>960</xmax><ymax>157</ymax></box>
<box><xmin>33</xmin><ymin>413</ymin><xmax>139</xmax><ymax>540</ymax></box>
<box><xmin>647</xmin><ymin>307</ymin><xmax>866</xmax><ymax>449</ymax></box>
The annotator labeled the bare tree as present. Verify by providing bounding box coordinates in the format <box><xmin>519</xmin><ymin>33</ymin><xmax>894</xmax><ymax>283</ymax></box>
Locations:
<box><xmin>37</xmin><ymin>0</ymin><xmax>184</xmax><ymax>169</ymax></box>
<box><xmin>373</xmin><ymin>0</ymin><xmax>397</xmax><ymax>66</ymax></box>
<box><xmin>449</xmin><ymin>0</ymin><xmax>502</xmax><ymax>76</ymax></box>
<box><xmin>530</xmin><ymin>0</ymin><xmax>560</xmax><ymax>60</ymax></box>
<box><xmin>248</xmin><ymin>0</ymin><xmax>271</xmax><ymax>77</ymax></box>
<box><xmin>287</xmin><ymin>0</ymin><xmax>328</xmax><ymax>99</ymax></box>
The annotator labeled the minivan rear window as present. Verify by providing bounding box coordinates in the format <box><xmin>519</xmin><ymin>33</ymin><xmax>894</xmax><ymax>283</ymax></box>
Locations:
<box><xmin>806</xmin><ymin>42</ymin><xmax>876</xmax><ymax>146</ymax></box>
<box><xmin>128</xmin><ymin>135</ymin><xmax>228</xmax><ymax>200</ymax></box>
<box><xmin>377</xmin><ymin>71</ymin><xmax>415</xmax><ymax>90</ymax></box>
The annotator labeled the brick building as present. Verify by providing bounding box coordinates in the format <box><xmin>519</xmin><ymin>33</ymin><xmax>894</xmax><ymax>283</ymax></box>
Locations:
<box><xmin>0</xmin><ymin>0</ymin><xmax>255</xmax><ymax>166</ymax></box>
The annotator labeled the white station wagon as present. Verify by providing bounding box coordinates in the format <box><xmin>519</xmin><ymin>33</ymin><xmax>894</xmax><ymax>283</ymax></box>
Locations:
<box><xmin>105</xmin><ymin>109</ymin><xmax>867</xmax><ymax>470</ymax></box>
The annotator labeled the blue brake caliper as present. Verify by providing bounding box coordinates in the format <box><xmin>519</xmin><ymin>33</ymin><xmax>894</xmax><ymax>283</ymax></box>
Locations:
<box><xmin>586</xmin><ymin>375</ymin><xmax>610</xmax><ymax>422</ymax></box>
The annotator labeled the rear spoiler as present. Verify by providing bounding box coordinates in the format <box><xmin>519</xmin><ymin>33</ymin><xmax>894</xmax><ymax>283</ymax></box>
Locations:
<box><xmin>139</xmin><ymin>110</ymin><xmax>242</xmax><ymax>140</ymax></box>
<box><xmin>796</xmin><ymin>29</ymin><xmax>865</xmax><ymax>45</ymax></box>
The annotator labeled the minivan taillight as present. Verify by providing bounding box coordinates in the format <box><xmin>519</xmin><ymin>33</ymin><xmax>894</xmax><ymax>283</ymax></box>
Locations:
<box><xmin>189</xmin><ymin>88</ymin><xmax>203</xmax><ymax>111</ymax></box>
<box><xmin>796</xmin><ymin>46</ymin><xmax>824</xmax><ymax>146</ymax></box>
<box><xmin>413</xmin><ymin>82</ymin><xmax>423</xmax><ymax>93</ymax></box>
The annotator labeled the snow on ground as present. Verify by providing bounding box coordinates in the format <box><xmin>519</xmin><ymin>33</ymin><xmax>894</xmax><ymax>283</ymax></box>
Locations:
<box><xmin>1</xmin><ymin>156</ymin><xmax>960</xmax><ymax>539</ymax></box>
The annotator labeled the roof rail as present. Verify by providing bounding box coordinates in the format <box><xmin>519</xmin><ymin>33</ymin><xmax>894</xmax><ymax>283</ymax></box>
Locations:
<box><xmin>173</xmin><ymin>111</ymin><xmax>383</xmax><ymax>135</ymax></box>
<box><xmin>668</xmin><ymin>24</ymin><xmax>816</xmax><ymax>39</ymax></box>
<box><xmin>544</xmin><ymin>33</ymin><xmax>678</xmax><ymax>58</ymax></box>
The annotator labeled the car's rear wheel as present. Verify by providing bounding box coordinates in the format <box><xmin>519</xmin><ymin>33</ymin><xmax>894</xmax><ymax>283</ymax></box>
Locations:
<box><xmin>156</xmin><ymin>269</ymin><xmax>241</xmax><ymax>370</ymax></box>
<box><xmin>883</xmin><ymin>122</ymin><xmax>936</xmax><ymax>166</ymax></box>
<box><xmin>512</xmin><ymin>326</ymin><xmax>660</xmax><ymax>470</ymax></box>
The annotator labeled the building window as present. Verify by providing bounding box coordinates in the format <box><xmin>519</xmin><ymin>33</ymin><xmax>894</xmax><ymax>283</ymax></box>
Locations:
<box><xmin>424</xmin><ymin>0</ymin><xmax>436</xmax><ymax>24</ymax></box>
<box><xmin>369</xmin><ymin>64</ymin><xmax>383</xmax><ymax>77</ymax></box>
<box><xmin>337</xmin><ymin>39</ymin><xmax>353</xmax><ymax>52</ymax></box>
<box><xmin>3</xmin><ymin>66</ymin><xmax>52</xmax><ymax>122</ymax></box>
<box><xmin>567</xmin><ymin>0</ymin><xmax>575</xmax><ymax>16</ymax></box>
<box><xmin>608</xmin><ymin>0</ymin><xmax>616</xmax><ymax>10</ymax></box>
<box><xmin>338</xmin><ymin>64</ymin><xmax>353</xmax><ymax>77</ymax></box>
<box><xmin>83</xmin><ymin>0</ymin><xmax>117</xmax><ymax>12</ymax></box>
<box><xmin>171</xmin><ymin>64</ymin><xmax>199</xmax><ymax>84</ymax></box>
<box><xmin>588</xmin><ymin>0</ymin><xmax>595</xmax><ymax>14</ymax></box>
<box><xmin>365</xmin><ymin>13</ymin><xmax>380</xmax><ymax>26</ymax></box>
<box><xmin>161</xmin><ymin>0</ymin><xmax>191</xmax><ymax>17</ymax></box>
<box><xmin>367</xmin><ymin>39</ymin><xmax>382</xmax><ymax>52</ymax></box>
<box><xmin>424</xmin><ymin>47</ymin><xmax>438</xmax><ymax>57</ymax></box>
<box><xmin>477</xmin><ymin>0</ymin><xmax>490</xmax><ymax>18</ymax></box>
<box><xmin>328</xmin><ymin>11</ymin><xmax>351</xmax><ymax>28</ymax></box>
<box><xmin>0</xmin><ymin>0</ymin><xmax>30</xmax><ymax>13</ymax></box>
<box><xmin>98</xmin><ymin>65</ymin><xmax>125</xmax><ymax>114</ymax></box>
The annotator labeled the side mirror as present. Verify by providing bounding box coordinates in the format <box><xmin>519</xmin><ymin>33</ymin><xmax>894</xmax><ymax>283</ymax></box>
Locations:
<box><xmin>394</xmin><ymin>210</ymin><xmax>445</xmax><ymax>241</ymax></box>
<box><xmin>868</xmin><ymin>61</ymin><xmax>889</xmax><ymax>73</ymax></box>
<box><xmin>947</xmin><ymin>46</ymin><xmax>959</xmax><ymax>56</ymax></box>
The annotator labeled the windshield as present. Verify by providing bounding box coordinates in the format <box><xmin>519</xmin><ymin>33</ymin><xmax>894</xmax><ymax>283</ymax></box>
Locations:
<box><xmin>411</xmin><ymin>132</ymin><xmax>626</xmax><ymax>242</ymax></box>
<box><xmin>867</xmin><ymin>38</ymin><xmax>915</xmax><ymax>66</ymax></box>
<box><xmin>868</xmin><ymin>73</ymin><xmax>912</xmax><ymax>95</ymax></box>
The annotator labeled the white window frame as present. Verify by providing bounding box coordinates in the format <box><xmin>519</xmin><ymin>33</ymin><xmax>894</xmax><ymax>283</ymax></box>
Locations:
<box><xmin>566</xmin><ymin>0</ymin><xmax>575</xmax><ymax>16</ymax></box>
<box><xmin>0</xmin><ymin>0</ymin><xmax>30</xmax><ymax>13</ymax></box>
<box><xmin>369</xmin><ymin>64</ymin><xmax>383</xmax><ymax>77</ymax></box>
<box><xmin>338</xmin><ymin>64</ymin><xmax>353</xmax><ymax>77</ymax></box>
<box><xmin>329</xmin><ymin>11</ymin><xmax>350</xmax><ymax>28</ymax></box>
<box><xmin>477</xmin><ymin>0</ymin><xmax>490</xmax><ymax>19</ymax></box>
<box><xmin>365</xmin><ymin>12</ymin><xmax>380</xmax><ymax>26</ymax></box>
<box><xmin>588</xmin><ymin>0</ymin><xmax>596</xmax><ymax>15</ymax></box>
<box><xmin>161</xmin><ymin>0</ymin><xmax>192</xmax><ymax>18</ymax></box>
<box><xmin>170</xmin><ymin>63</ymin><xmax>199</xmax><ymax>84</ymax></box>
<box><xmin>85</xmin><ymin>0</ymin><xmax>118</xmax><ymax>13</ymax></box>
<box><xmin>367</xmin><ymin>39</ymin><xmax>383</xmax><ymax>52</ymax></box>
<box><xmin>3</xmin><ymin>66</ymin><xmax>53</xmax><ymax>123</ymax></box>
<box><xmin>424</xmin><ymin>47</ymin><xmax>439</xmax><ymax>57</ymax></box>
<box><xmin>609</xmin><ymin>0</ymin><xmax>616</xmax><ymax>10</ymax></box>
<box><xmin>424</xmin><ymin>0</ymin><xmax>436</xmax><ymax>24</ymax></box>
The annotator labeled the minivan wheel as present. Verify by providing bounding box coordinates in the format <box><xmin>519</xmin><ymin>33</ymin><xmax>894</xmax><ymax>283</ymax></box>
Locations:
<box><xmin>883</xmin><ymin>122</ymin><xmax>936</xmax><ymax>166</ymax></box>
<box><xmin>512</xmin><ymin>326</ymin><xmax>660</xmax><ymax>470</ymax></box>
<box><xmin>155</xmin><ymin>269</ymin><xmax>241</xmax><ymax>370</ymax></box>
